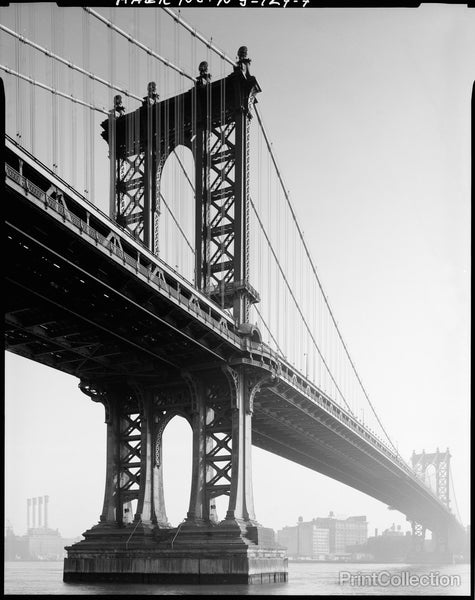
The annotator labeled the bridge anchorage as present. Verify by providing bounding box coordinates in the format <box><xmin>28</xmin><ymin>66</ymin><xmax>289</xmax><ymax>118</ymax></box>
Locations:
<box><xmin>63</xmin><ymin>49</ymin><xmax>287</xmax><ymax>584</ymax></box>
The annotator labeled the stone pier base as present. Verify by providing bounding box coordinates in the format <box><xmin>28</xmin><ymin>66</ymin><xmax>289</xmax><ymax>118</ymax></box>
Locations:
<box><xmin>63</xmin><ymin>523</ymin><xmax>288</xmax><ymax>584</ymax></box>
<box><xmin>64</xmin><ymin>552</ymin><xmax>287</xmax><ymax>584</ymax></box>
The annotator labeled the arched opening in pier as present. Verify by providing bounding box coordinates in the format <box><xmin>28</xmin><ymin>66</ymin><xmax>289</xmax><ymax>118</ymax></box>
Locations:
<box><xmin>425</xmin><ymin>463</ymin><xmax>437</xmax><ymax>495</ymax></box>
<box><xmin>214</xmin><ymin>494</ymin><xmax>230</xmax><ymax>524</ymax></box>
<box><xmin>161</xmin><ymin>414</ymin><xmax>193</xmax><ymax>527</ymax></box>
<box><xmin>122</xmin><ymin>499</ymin><xmax>138</xmax><ymax>525</ymax></box>
<box><xmin>157</xmin><ymin>145</ymin><xmax>195</xmax><ymax>283</ymax></box>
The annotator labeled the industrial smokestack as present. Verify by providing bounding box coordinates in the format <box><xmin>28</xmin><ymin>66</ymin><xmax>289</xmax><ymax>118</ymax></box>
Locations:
<box><xmin>44</xmin><ymin>495</ymin><xmax>49</xmax><ymax>529</ymax></box>
<box><xmin>27</xmin><ymin>498</ymin><xmax>31</xmax><ymax>531</ymax></box>
<box><xmin>38</xmin><ymin>496</ymin><xmax>43</xmax><ymax>528</ymax></box>
<box><xmin>32</xmin><ymin>497</ymin><xmax>37</xmax><ymax>528</ymax></box>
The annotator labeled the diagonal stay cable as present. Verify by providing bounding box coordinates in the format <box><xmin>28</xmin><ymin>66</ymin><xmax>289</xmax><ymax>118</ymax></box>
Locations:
<box><xmin>163</xmin><ymin>5</ymin><xmax>400</xmax><ymax>456</ymax></box>
<box><xmin>161</xmin><ymin>8</ymin><xmax>236</xmax><ymax>68</ymax></box>
<box><xmin>254</xmin><ymin>103</ymin><xmax>399</xmax><ymax>456</ymax></box>
<box><xmin>165</xmin><ymin>141</ymin><xmax>286</xmax><ymax>360</ymax></box>
<box><xmin>248</xmin><ymin>195</ymin><xmax>354</xmax><ymax>414</ymax></box>
<box><xmin>0</xmin><ymin>65</ymin><xmax>108</xmax><ymax>114</ymax></box>
<box><xmin>0</xmin><ymin>23</ymin><xmax>143</xmax><ymax>103</ymax></box>
<box><xmin>84</xmin><ymin>7</ymin><xmax>195</xmax><ymax>82</ymax></box>
<box><xmin>159</xmin><ymin>192</ymin><xmax>195</xmax><ymax>255</ymax></box>
<box><xmin>172</xmin><ymin>150</ymin><xmax>195</xmax><ymax>193</ymax></box>
<box><xmin>448</xmin><ymin>463</ymin><xmax>463</xmax><ymax>523</ymax></box>
<box><xmin>161</xmin><ymin>124</ymin><xmax>345</xmax><ymax>406</ymax></box>
<box><xmin>253</xmin><ymin>305</ymin><xmax>285</xmax><ymax>357</ymax></box>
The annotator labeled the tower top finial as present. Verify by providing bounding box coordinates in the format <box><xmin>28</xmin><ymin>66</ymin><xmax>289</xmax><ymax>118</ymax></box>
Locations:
<box><xmin>143</xmin><ymin>81</ymin><xmax>159</xmax><ymax>106</ymax></box>
<box><xmin>113</xmin><ymin>95</ymin><xmax>125</xmax><ymax>116</ymax></box>
<box><xmin>235</xmin><ymin>46</ymin><xmax>251</xmax><ymax>77</ymax></box>
<box><xmin>196</xmin><ymin>61</ymin><xmax>211</xmax><ymax>86</ymax></box>
<box><xmin>238</xmin><ymin>46</ymin><xmax>248</xmax><ymax>59</ymax></box>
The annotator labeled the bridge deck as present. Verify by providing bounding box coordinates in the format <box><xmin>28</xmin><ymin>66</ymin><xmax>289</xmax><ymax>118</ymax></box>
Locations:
<box><xmin>4</xmin><ymin>137</ymin><xmax>462</xmax><ymax>537</ymax></box>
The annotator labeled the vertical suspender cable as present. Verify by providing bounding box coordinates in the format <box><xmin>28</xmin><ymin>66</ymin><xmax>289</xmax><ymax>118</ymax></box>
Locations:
<box><xmin>14</xmin><ymin>4</ymin><xmax>21</xmax><ymax>144</ymax></box>
<box><xmin>164</xmin><ymin>8</ymin><xmax>404</xmax><ymax>455</ymax></box>
<box><xmin>164</xmin><ymin>43</ymin><xmax>170</xmax><ymax>262</ymax></box>
<box><xmin>273</xmin><ymin>170</ymin><xmax>282</xmax><ymax>346</ymax></box>
<box><xmin>178</xmin><ymin>20</ymin><xmax>183</xmax><ymax>274</ymax></box>
<box><xmin>108</xmin><ymin>7</ymin><xmax>116</xmax><ymax>221</ymax></box>
<box><xmin>172</xmin><ymin>16</ymin><xmax>177</xmax><ymax>269</ymax></box>
<box><xmin>219</xmin><ymin>61</ymin><xmax>225</xmax><ymax>308</ymax></box>
<box><xmin>154</xmin><ymin>9</ymin><xmax>161</xmax><ymax>258</ymax></box>
<box><xmin>448</xmin><ymin>464</ymin><xmax>463</xmax><ymax>523</ymax></box>
<box><xmin>254</xmin><ymin>105</ymin><xmax>399</xmax><ymax>453</ymax></box>
<box><xmin>266</xmin><ymin>138</ymin><xmax>271</xmax><ymax>345</ymax></box>
<box><xmin>299</xmin><ymin>227</ymin><xmax>304</xmax><ymax>370</ymax></box>
<box><xmin>28</xmin><ymin>4</ymin><xmax>36</xmax><ymax>156</ymax></box>
<box><xmin>69</xmin><ymin>55</ymin><xmax>77</xmax><ymax>187</ymax></box>
<box><xmin>88</xmin><ymin>17</ymin><xmax>95</xmax><ymax>205</ymax></box>
<box><xmin>57</xmin><ymin>7</ymin><xmax>64</xmax><ymax>179</ymax></box>
<box><xmin>82</xmin><ymin>10</ymin><xmax>90</xmax><ymax>198</ymax></box>
<box><xmin>175</xmin><ymin>15</ymin><xmax>181</xmax><ymax>272</ymax></box>
<box><xmin>205</xmin><ymin>43</ymin><xmax>211</xmax><ymax>301</ymax></box>
<box><xmin>51</xmin><ymin>5</ymin><xmax>58</xmax><ymax>174</ymax></box>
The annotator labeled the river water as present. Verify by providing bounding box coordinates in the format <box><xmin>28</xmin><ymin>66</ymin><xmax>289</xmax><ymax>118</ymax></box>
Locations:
<box><xmin>4</xmin><ymin>561</ymin><xmax>470</xmax><ymax>595</ymax></box>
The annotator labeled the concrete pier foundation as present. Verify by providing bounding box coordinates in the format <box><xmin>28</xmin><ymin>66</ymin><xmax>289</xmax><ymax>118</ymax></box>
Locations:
<box><xmin>66</xmin><ymin>364</ymin><xmax>288</xmax><ymax>584</ymax></box>
<box><xmin>64</xmin><ymin>523</ymin><xmax>287</xmax><ymax>584</ymax></box>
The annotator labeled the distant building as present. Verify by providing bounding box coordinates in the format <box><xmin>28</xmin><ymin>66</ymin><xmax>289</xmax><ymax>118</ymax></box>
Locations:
<box><xmin>26</xmin><ymin>527</ymin><xmax>65</xmax><ymax>560</ymax></box>
<box><xmin>5</xmin><ymin>526</ymin><xmax>82</xmax><ymax>561</ymax></box>
<box><xmin>277</xmin><ymin>525</ymin><xmax>297</xmax><ymax>556</ymax></box>
<box><xmin>314</xmin><ymin>513</ymin><xmax>367</xmax><ymax>555</ymax></box>
<box><xmin>5</xmin><ymin>496</ymin><xmax>82</xmax><ymax>561</ymax></box>
<box><xmin>365</xmin><ymin>524</ymin><xmax>413</xmax><ymax>561</ymax></box>
<box><xmin>4</xmin><ymin>524</ymin><xmax>28</xmax><ymax>560</ymax></box>
<box><xmin>277</xmin><ymin>512</ymin><xmax>367</xmax><ymax>560</ymax></box>
<box><xmin>382</xmin><ymin>523</ymin><xmax>404</xmax><ymax>536</ymax></box>
<box><xmin>345</xmin><ymin>523</ymin><xmax>419</xmax><ymax>562</ymax></box>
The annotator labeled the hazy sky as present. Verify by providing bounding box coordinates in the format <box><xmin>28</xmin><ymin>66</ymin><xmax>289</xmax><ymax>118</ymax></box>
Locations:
<box><xmin>3</xmin><ymin>3</ymin><xmax>472</xmax><ymax>539</ymax></box>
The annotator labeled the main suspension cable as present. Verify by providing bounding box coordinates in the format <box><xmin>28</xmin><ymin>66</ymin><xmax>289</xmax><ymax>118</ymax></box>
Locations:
<box><xmin>0</xmin><ymin>65</ymin><xmax>108</xmax><ymax>114</ymax></box>
<box><xmin>84</xmin><ymin>7</ymin><xmax>195</xmax><ymax>82</ymax></box>
<box><xmin>449</xmin><ymin>463</ymin><xmax>463</xmax><ymax>523</ymax></box>
<box><xmin>6</xmin><ymin>4</ymin><xmax>398</xmax><ymax>453</ymax></box>
<box><xmin>0</xmin><ymin>23</ymin><xmax>143</xmax><ymax>103</ymax></box>
<box><xmin>254</xmin><ymin>305</ymin><xmax>285</xmax><ymax>357</ymax></box>
<box><xmin>161</xmin><ymin>7</ymin><xmax>235</xmax><ymax>67</ymax></box>
<box><xmin>160</xmin><ymin>192</ymin><xmax>195</xmax><ymax>255</ymax></box>
<box><xmin>162</xmin><ymin>6</ymin><xmax>398</xmax><ymax>453</ymax></box>
<box><xmin>254</xmin><ymin>104</ymin><xmax>399</xmax><ymax>455</ymax></box>
<box><xmin>249</xmin><ymin>195</ymin><xmax>353</xmax><ymax>414</ymax></box>
<box><xmin>147</xmin><ymin>106</ymin><xmax>353</xmax><ymax>416</ymax></box>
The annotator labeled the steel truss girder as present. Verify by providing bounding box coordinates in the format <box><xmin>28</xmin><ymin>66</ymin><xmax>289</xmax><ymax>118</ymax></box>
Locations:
<box><xmin>117</xmin><ymin>152</ymin><xmax>146</xmax><ymax>242</ymax></box>
<box><xmin>5</xmin><ymin>313</ymin><xmax>125</xmax><ymax>374</ymax></box>
<box><xmin>74</xmin><ymin>366</ymin><xmax>281</xmax><ymax>562</ymax></box>
<box><xmin>205</xmin><ymin>395</ymin><xmax>233</xmax><ymax>509</ymax></box>
<box><xmin>410</xmin><ymin>520</ymin><xmax>426</xmax><ymax>553</ymax></box>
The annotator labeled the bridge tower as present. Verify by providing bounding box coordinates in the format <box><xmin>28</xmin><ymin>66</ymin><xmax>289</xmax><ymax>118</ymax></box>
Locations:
<box><xmin>410</xmin><ymin>448</ymin><xmax>451</xmax><ymax>555</ymax></box>
<box><xmin>63</xmin><ymin>49</ymin><xmax>287</xmax><ymax>584</ymax></box>
<box><xmin>104</xmin><ymin>46</ymin><xmax>260</xmax><ymax>326</ymax></box>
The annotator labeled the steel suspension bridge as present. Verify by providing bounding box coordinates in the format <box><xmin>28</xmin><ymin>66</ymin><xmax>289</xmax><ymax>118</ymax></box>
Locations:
<box><xmin>2</xmin><ymin>3</ymin><xmax>466</xmax><ymax>584</ymax></box>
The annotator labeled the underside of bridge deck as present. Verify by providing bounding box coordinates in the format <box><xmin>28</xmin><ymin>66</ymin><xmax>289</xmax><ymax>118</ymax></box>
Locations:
<box><xmin>5</xmin><ymin>183</ymin><xmax>240</xmax><ymax>381</ymax></box>
<box><xmin>4</xmin><ymin>143</ymin><xmax>464</xmax><ymax>580</ymax></box>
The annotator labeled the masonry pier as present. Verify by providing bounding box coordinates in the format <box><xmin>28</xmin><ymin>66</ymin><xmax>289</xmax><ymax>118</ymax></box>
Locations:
<box><xmin>63</xmin><ymin>48</ymin><xmax>288</xmax><ymax>584</ymax></box>
<box><xmin>64</xmin><ymin>363</ymin><xmax>287</xmax><ymax>584</ymax></box>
